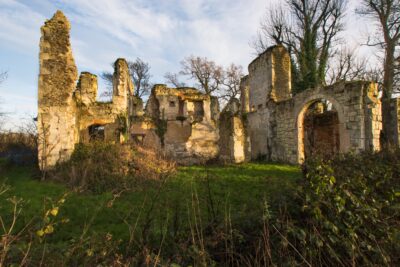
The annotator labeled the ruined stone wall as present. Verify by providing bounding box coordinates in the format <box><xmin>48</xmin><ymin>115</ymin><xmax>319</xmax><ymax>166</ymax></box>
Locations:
<box><xmin>38</xmin><ymin>11</ymin><xmax>78</xmax><ymax>170</ymax></box>
<box><xmin>75</xmin><ymin>59</ymin><xmax>134</xmax><ymax>143</ymax></box>
<box><xmin>112</xmin><ymin>59</ymin><xmax>135</xmax><ymax>115</ymax></box>
<box><xmin>271</xmin><ymin>81</ymin><xmax>381</xmax><ymax>163</ymax></box>
<box><xmin>270</xmin><ymin>46</ymin><xmax>292</xmax><ymax>102</ymax></box>
<box><xmin>38</xmin><ymin>12</ymin><xmax>390</xmax><ymax>167</ymax></box>
<box><xmin>241</xmin><ymin>45</ymin><xmax>292</xmax><ymax>160</ymax></box>
<box><xmin>246</xmin><ymin>109</ymin><xmax>271</xmax><ymax>159</ymax></box>
<box><xmin>245</xmin><ymin>45</ymin><xmax>292</xmax><ymax>113</ymax></box>
<box><xmin>247</xmin><ymin>50</ymin><xmax>272</xmax><ymax>112</ymax></box>
<box><xmin>38</xmin><ymin>11</ymin><xmax>135</xmax><ymax>170</ymax></box>
<box><xmin>240</xmin><ymin>75</ymin><xmax>250</xmax><ymax>113</ymax></box>
<box><xmin>245</xmin><ymin>82</ymin><xmax>382</xmax><ymax>164</ymax></box>
<box><xmin>218</xmin><ymin>99</ymin><xmax>247</xmax><ymax>163</ymax></box>
<box><xmin>143</xmin><ymin>85</ymin><xmax>219</xmax><ymax>164</ymax></box>
<box><xmin>240</xmin><ymin>43</ymin><xmax>382</xmax><ymax>164</ymax></box>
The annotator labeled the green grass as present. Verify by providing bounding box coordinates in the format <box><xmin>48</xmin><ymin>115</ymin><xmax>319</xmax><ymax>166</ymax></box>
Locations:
<box><xmin>0</xmin><ymin>163</ymin><xmax>301</xmax><ymax>247</ymax></box>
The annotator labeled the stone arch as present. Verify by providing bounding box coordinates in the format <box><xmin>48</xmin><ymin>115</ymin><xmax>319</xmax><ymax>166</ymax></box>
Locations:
<box><xmin>296</xmin><ymin>93</ymin><xmax>350</xmax><ymax>163</ymax></box>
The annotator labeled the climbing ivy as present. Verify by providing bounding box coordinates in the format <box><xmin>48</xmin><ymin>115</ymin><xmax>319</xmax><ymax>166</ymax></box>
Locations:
<box><xmin>155</xmin><ymin>118</ymin><xmax>168</xmax><ymax>146</ymax></box>
<box><xmin>117</xmin><ymin>112</ymin><xmax>128</xmax><ymax>140</ymax></box>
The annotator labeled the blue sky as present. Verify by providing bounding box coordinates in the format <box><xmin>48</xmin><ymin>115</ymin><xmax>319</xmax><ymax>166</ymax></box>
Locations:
<box><xmin>0</xmin><ymin>0</ymin><xmax>373</xmax><ymax>130</ymax></box>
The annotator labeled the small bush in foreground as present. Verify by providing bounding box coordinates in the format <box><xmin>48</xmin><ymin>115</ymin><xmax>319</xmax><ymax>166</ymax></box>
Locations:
<box><xmin>50</xmin><ymin>142</ymin><xmax>176</xmax><ymax>193</ymax></box>
<box><xmin>287</xmin><ymin>149</ymin><xmax>400</xmax><ymax>266</ymax></box>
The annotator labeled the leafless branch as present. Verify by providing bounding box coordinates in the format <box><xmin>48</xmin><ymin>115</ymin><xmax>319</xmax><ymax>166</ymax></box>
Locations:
<box><xmin>326</xmin><ymin>47</ymin><xmax>370</xmax><ymax>85</ymax></box>
<box><xmin>253</xmin><ymin>0</ymin><xmax>347</xmax><ymax>89</ymax></box>
<box><xmin>179</xmin><ymin>56</ymin><xmax>223</xmax><ymax>95</ymax></box>
<box><xmin>101</xmin><ymin>58</ymin><xmax>152</xmax><ymax>98</ymax></box>
<box><xmin>164</xmin><ymin>72</ymin><xmax>186</xmax><ymax>87</ymax></box>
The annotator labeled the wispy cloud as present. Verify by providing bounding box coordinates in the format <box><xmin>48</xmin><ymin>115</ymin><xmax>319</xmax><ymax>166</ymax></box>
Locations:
<box><xmin>0</xmin><ymin>0</ymin><xmax>45</xmax><ymax>53</ymax></box>
<box><xmin>0</xmin><ymin>0</ymin><xmax>373</xmax><ymax>130</ymax></box>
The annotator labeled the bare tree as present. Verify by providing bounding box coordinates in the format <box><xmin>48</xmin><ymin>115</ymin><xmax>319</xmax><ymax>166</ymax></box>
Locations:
<box><xmin>101</xmin><ymin>58</ymin><xmax>152</xmax><ymax>98</ymax></box>
<box><xmin>99</xmin><ymin>71</ymin><xmax>113</xmax><ymax>100</ymax></box>
<box><xmin>326</xmin><ymin>47</ymin><xmax>369</xmax><ymax>84</ymax></box>
<box><xmin>165</xmin><ymin>59</ymin><xmax>243</xmax><ymax>105</ymax></box>
<box><xmin>219</xmin><ymin>64</ymin><xmax>244</xmax><ymax>102</ymax></box>
<box><xmin>358</xmin><ymin>0</ymin><xmax>400</xmax><ymax>147</ymax></box>
<box><xmin>179</xmin><ymin>56</ymin><xmax>224</xmax><ymax>95</ymax></box>
<box><xmin>252</xmin><ymin>6</ymin><xmax>290</xmax><ymax>53</ymax></box>
<box><xmin>128</xmin><ymin>58</ymin><xmax>152</xmax><ymax>97</ymax></box>
<box><xmin>164</xmin><ymin>72</ymin><xmax>186</xmax><ymax>87</ymax></box>
<box><xmin>100</xmin><ymin>72</ymin><xmax>113</xmax><ymax>87</ymax></box>
<box><xmin>253</xmin><ymin>0</ymin><xmax>347</xmax><ymax>91</ymax></box>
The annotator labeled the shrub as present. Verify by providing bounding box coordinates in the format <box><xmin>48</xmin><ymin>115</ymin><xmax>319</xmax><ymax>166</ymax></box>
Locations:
<box><xmin>50</xmin><ymin>142</ymin><xmax>176</xmax><ymax>193</ymax></box>
<box><xmin>131</xmin><ymin>145</ymin><xmax>176</xmax><ymax>181</ymax></box>
<box><xmin>286</xmin><ymin>150</ymin><xmax>400</xmax><ymax>266</ymax></box>
<box><xmin>0</xmin><ymin>131</ymin><xmax>37</xmax><ymax>166</ymax></box>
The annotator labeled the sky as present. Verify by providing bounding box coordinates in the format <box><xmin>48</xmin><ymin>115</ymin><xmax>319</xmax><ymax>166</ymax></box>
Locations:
<box><xmin>0</xmin><ymin>0</ymin><xmax>375</xmax><ymax>130</ymax></box>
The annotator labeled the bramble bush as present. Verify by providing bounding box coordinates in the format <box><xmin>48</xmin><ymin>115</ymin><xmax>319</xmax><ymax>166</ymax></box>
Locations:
<box><xmin>285</xmin><ymin>149</ymin><xmax>400</xmax><ymax>266</ymax></box>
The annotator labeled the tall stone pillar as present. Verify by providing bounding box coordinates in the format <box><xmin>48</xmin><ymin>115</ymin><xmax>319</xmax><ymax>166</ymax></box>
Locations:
<box><xmin>37</xmin><ymin>11</ymin><xmax>78</xmax><ymax>170</ymax></box>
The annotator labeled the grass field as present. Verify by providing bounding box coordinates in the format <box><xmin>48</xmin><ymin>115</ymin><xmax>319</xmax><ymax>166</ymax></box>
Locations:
<box><xmin>1</xmin><ymin>152</ymin><xmax>398</xmax><ymax>266</ymax></box>
<box><xmin>0</xmin><ymin>162</ymin><xmax>301</xmax><ymax>250</ymax></box>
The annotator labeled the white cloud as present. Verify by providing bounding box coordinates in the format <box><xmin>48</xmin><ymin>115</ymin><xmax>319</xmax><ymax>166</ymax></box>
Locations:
<box><xmin>0</xmin><ymin>0</ymin><xmax>380</xmax><ymax>130</ymax></box>
<box><xmin>0</xmin><ymin>0</ymin><xmax>45</xmax><ymax>53</ymax></box>
<box><xmin>52</xmin><ymin>0</ymin><xmax>268</xmax><ymax>76</ymax></box>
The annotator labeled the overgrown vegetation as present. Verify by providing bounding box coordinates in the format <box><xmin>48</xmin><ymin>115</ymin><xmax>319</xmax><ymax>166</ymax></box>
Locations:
<box><xmin>155</xmin><ymin>118</ymin><xmax>168</xmax><ymax>146</ymax></box>
<box><xmin>0</xmin><ymin>145</ymin><xmax>399</xmax><ymax>266</ymax></box>
<box><xmin>288</xmin><ymin>150</ymin><xmax>400</xmax><ymax>266</ymax></box>
<box><xmin>50</xmin><ymin>142</ymin><xmax>175</xmax><ymax>193</ymax></box>
<box><xmin>0</xmin><ymin>132</ymin><xmax>37</xmax><ymax>166</ymax></box>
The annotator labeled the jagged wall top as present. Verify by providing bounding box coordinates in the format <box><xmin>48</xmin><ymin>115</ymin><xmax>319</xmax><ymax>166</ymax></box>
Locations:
<box><xmin>39</xmin><ymin>10</ymin><xmax>77</xmax><ymax>106</ymax></box>
<box><xmin>151</xmin><ymin>84</ymin><xmax>209</xmax><ymax>101</ymax></box>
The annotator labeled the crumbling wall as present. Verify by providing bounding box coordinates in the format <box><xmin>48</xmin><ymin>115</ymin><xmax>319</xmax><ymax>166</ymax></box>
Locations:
<box><xmin>271</xmin><ymin>81</ymin><xmax>381</xmax><ymax>163</ymax></box>
<box><xmin>270</xmin><ymin>46</ymin><xmax>292</xmax><ymax>102</ymax></box>
<box><xmin>38</xmin><ymin>11</ymin><xmax>78</xmax><ymax>170</ymax></box>
<box><xmin>241</xmin><ymin>45</ymin><xmax>292</xmax><ymax>160</ymax></box>
<box><xmin>246</xmin><ymin>108</ymin><xmax>271</xmax><ymax>159</ymax></box>
<box><xmin>218</xmin><ymin>99</ymin><xmax>247</xmax><ymax>163</ymax></box>
<box><xmin>240</xmin><ymin>43</ymin><xmax>382</xmax><ymax>164</ymax></box>
<box><xmin>39</xmin><ymin>12</ymin><xmax>390</xmax><ymax>167</ymax></box>
<box><xmin>240</xmin><ymin>75</ymin><xmax>250</xmax><ymax>113</ymax></box>
<box><xmin>143</xmin><ymin>85</ymin><xmax>219</xmax><ymax>164</ymax></box>
<box><xmin>247</xmin><ymin>49</ymin><xmax>272</xmax><ymax>112</ymax></box>
<box><xmin>75</xmin><ymin>59</ymin><xmax>134</xmax><ymax>144</ymax></box>
<box><xmin>246</xmin><ymin>45</ymin><xmax>291</xmax><ymax>113</ymax></box>
<box><xmin>38</xmin><ymin>11</ymin><xmax>135</xmax><ymax>170</ymax></box>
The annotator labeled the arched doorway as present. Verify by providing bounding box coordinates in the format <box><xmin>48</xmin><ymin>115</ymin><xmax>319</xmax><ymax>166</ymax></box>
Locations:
<box><xmin>297</xmin><ymin>97</ymin><xmax>348</xmax><ymax>163</ymax></box>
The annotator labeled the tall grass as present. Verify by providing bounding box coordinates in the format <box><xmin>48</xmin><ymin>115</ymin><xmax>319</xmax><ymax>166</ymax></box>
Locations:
<box><xmin>0</xmin><ymin>146</ymin><xmax>399</xmax><ymax>266</ymax></box>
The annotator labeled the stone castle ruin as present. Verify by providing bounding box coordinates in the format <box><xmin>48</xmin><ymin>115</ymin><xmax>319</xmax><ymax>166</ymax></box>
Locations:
<box><xmin>237</xmin><ymin>45</ymin><xmax>383</xmax><ymax>163</ymax></box>
<box><xmin>131</xmin><ymin>85</ymin><xmax>219</xmax><ymax>165</ymax></box>
<box><xmin>38</xmin><ymin>11</ymin><xmax>400</xmax><ymax>169</ymax></box>
<box><xmin>38</xmin><ymin>11</ymin><xmax>218</xmax><ymax>169</ymax></box>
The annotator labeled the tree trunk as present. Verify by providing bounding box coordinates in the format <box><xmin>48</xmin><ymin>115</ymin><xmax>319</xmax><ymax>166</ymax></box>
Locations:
<box><xmin>380</xmin><ymin>43</ymin><xmax>397</xmax><ymax>148</ymax></box>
